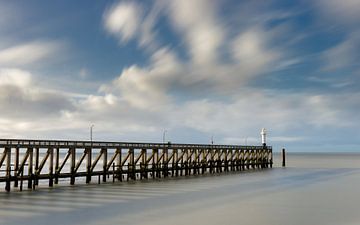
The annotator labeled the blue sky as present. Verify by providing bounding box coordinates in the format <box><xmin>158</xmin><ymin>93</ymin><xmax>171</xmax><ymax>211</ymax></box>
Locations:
<box><xmin>0</xmin><ymin>0</ymin><xmax>359</xmax><ymax>152</ymax></box>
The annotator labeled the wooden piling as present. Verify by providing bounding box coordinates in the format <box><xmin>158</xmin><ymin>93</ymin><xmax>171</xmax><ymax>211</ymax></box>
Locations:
<box><xmin>49</xmin><ymin>148</ymin><xmax>54</xmax><ymax>187</ymax></box>
<box><xmin>28</xmin><ymin>148</ymin><xmax>33</xmax><ymax>189</ymax></box>
<box><xmin>55</xmin><ymin>147</ymin><xmax>59</xmax><ymax>184</ymax></box>
<box><xmin>70</xmin><ymin>148</ymin><xmax>75</xmax><ymax>185</ymax></box>
<box><xmin>5</xmin><ymin>147</ymin><xmax>11</xmax><ymax>192</ymax></box>
<box><xmin>102</xmin><ymin>148</ymin><xmax>107</xmax><ymax>182</ymax></box>
<box><xmin>14</xmin><ymin>147</ymin><xmax>19</xmax><ymax>188</ymax></box>
<box><xmin>0</xmin><ymin>139</ymin><xmax>274</xmax><ymax>191</ymax></box>
<box><xmin>282</xmin><ymin>148</ymin><xmax>286</xmax><ymax>167</ymax></box>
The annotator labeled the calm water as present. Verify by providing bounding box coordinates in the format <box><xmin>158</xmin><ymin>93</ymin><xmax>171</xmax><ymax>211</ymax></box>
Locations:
<box><xmin>1</xmin><ymin>153</ymin><xmax>360</xmax><ymax>225</ymax></box>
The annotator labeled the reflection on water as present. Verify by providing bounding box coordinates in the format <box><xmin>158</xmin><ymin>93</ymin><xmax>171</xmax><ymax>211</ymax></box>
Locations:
<box><xmin>1</xmin><ymin>153</ymin><xmax>360</xmax><ymax>225</ymax></box>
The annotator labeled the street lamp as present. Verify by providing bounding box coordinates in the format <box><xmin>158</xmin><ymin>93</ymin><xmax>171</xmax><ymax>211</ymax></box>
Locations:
<box><xmin>163</xmin><ymin>129</ymin><xmax>167</xmax><ymax>143</ymax></box>
<box><xmin>90</xmin><ymin>124</ymin><xmax>94</xmax><ymax>142</ymax></box>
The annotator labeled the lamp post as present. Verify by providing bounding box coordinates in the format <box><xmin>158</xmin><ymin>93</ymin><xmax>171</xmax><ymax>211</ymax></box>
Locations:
<box><xmin>163</xmin><ymin>129</ymin><xmax>167</xmax><ymax>144</ymax></box>
<box><xmin>90</xmin><ymin>124</ymin><xmax>94</xmax><ymax>142</ymax></box>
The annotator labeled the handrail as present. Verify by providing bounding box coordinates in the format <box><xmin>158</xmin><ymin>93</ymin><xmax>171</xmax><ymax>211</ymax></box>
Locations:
<box><xmin>0</xmin><ymin>138</ymin><xmax>271</xmax><ymax>150</ymax></box>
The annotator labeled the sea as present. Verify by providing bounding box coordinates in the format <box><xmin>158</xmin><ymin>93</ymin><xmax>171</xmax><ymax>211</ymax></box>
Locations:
<box><xmin>1</xmin><ymin>152</ymin><xmax>360</xmax><ymax>225</ymax></box>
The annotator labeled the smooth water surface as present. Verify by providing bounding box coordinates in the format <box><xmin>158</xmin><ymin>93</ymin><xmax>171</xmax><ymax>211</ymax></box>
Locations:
<box><xmin>1</xmin><ymin>153</ymin><xmax>360</xmax><ymax>225</ymax></box>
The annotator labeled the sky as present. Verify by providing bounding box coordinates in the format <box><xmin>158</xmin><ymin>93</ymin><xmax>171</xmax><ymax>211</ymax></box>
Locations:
<box><xmin>0</xmin><ymin>0</ymin><xmax>359</xmax><ymax>152</ymax></box>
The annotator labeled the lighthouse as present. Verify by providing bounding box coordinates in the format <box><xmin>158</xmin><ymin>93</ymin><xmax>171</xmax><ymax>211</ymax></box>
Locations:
<box><xmin>261</xmin><ymin>128</ymin><xmax>267</xmax><ymax>146</ymax></box>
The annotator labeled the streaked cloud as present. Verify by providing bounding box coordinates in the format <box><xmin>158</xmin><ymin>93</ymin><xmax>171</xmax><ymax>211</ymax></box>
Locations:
<box><xmin>0</xmin><ymin>1</ymin><xmax>359</xmax><ymax>151</ymax></box>
<box><xmin>104</xmin><ymin>1</ymin><xmax>144</xmax><ymax>43</ymax></box>
<box><xmin>0</xmin><ymin>40</ymin><xmax>64</xmax><ymax>67</ymax></box>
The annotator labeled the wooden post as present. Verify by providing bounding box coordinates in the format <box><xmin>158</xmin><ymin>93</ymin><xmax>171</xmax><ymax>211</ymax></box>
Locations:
<box><xmin>20</xmin><ymin>169</ymin><xmax>24</xmax><ymax>192</ymax></box>
<box><xmin>14</xmin><ymin>147</ymin><xmax>19</xmax><ymax>188</ymax></box>
<box><xmin>49</xmin><ymin>148</ymin><xmax>54</xmax><ymax>187</ymax></box>
<box><xmin>34</xmin><ymin>147</ymin><xmax>39</xmax><ymax>186</ymax></box>
<box><xmin>70</xmin><ymin>148</ymin><xmax>75</xmax><ymax>185</ymax></box>
<box><xmin>282</xmin><ymin>148</ymin><xmax>286</xmax><ymax>167</ymax></box>
<box><xmin>55</xmin><ymin>147</ymin><xmax>59</xmax><ymax>184</ymax></box>
<box><xmin>86</xmin><ymin>147</ymin><xmax>92</xmax><ymax>183</ymax></box>
<box><xmin>112</xmin><ymin>163</ymin><xmax>115</xmax><ymax>183</ymax></box>
<box><xmin>28</xmin><ymin>148</ymin><xmax>33</xmax><ymax>189</ymax></box>
<box><xmin>130</xmin><ymin>148</ymin><xmax>135</xmax><ymax>180</ymax></box>
<box><xmin>5</xmin><ymin>147</ymin><xmax>11</xmax><ymax>192</ymax></box>
<box><xmin>102</xmin><ymin>148</ymin><xmax>107</xmax><ymax>182</ymax></box>
<box><xmin>117</xmin><ymin>148</ymin><xmax>122</xmax><ymax>181</ymax></box>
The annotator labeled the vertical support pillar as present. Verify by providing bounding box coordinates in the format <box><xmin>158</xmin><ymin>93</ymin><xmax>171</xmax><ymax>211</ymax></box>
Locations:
<box><xmin>202</xmin><ymin>149</ymin><xmax>206</xmax><ymax>174</ymax></box>
<box><xmin>151</xmin><ymin>149</ymin><xmax>156</xmax><ymax>179</ymax></box>
<box><xmin>180</xmin><ymin>149</ymin><xmax>184</xmax><ymax>176</ymax></box>
<box><xmin>173</xmin><ymin>149</ymin><xmax>178</xmax><ymax>177</ymax></box>
<box><xmin>224</xmin><ymin>149</ymin><xmax>228</xmax><ymax>172</ymax></box>
<box><xmin>28</xmin><ymin>148</ymin><xmax>33</xmax><ymax>189</ymax></box>
<box><xmin>55</xmin><ymin>147</ymin><xmax>59</xmax><ymax>184</ymax></box>
<box><xmin>163</xmin><ymin>148</ymin><xmax>168</xmax><ymax>177</ymax></box>
<box><xmin>155</xmin><ymin>149</ymin><xmax>160</xmax><ymax>178</ymax></box>
<box><xmin>49</xmin><ymin>148</ymin><xmax>54</xmax><ymax>187</ymax></box>
<box><xmin>185</xmin><ymin>149</ymin><xmax>189</xmax><ymax>176</ymax></box>
<box><xmin>34</xmin><ymin>147</ymin><xmax>39</xmax><ymax>186</ymax></box>
<box><xmin>14</xmin><ymin>147</ymin><xmax>19</xmax><ymax>188</ymax></box>
<box><xmin>5</xmin><ymin>147</ymin><xmax>11</xmax><ymax>192</ymax></box>
<box><xmin>116</xmin><ymin>148</ymin><xmax>122</xmax><ymax>181</ymax></box>
<box><xmin>102</xmin><ymin>148</ymin><xmax>107</xmax><ymax>182</ymax></box>
<box><xmin>141</xmin><ymin>149</ymin><xmax>146</xmax><ymax>179</ymax></box>
<box><xmin>70</xmin><ymin>148</ymin><xmax>75</xmax><ymax>185</ymax></box>
<box><xmin>86</xmin><ymin>147</ymin><xmax>92</xmax><ymax>183</ymax></box>
<box><xmin>128</xmin><ymin>148</ymin><xmax>135</xmax><ymax>180</ymax></box>
<box><xmin>282</xmin><ymin>148</ymin><xmax>286</xmax><ymax>167</ymax></box>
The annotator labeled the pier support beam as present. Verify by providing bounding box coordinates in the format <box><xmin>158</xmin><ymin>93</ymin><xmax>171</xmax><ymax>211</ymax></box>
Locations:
<box><xmin>49</xmin><ymin>148</ymin><xmax>54</xmax><ymax>187</ymax></box>
<box><xmin>28</xmin><ymin>148</ymin><xmax>33</xmax><ymax>189</ymax></box>
<box><xmin>282</xmin><ymin>148</ymin><xmax>286</xmax><ymax>167</ymax></box>
<box><xmin>55</xmin><ymin>148</ymin><xmax>59</xmax><ymax>184</ymax></box>
<box><xmin>5</xmin><ymin>147</ymin><xmax>11</xmax><ymax>192</ymax></box>
<box><xmin>70</xmin><ymin>148</ymin><xmax>76</xmax><ymax>185</ymax></box>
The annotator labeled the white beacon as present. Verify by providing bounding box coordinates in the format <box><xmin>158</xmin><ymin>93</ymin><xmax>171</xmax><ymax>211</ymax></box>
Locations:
<box><xmin>261</xmin><ymin>128</ymin><xmax>267</xmax><ymax>146</ymax></box>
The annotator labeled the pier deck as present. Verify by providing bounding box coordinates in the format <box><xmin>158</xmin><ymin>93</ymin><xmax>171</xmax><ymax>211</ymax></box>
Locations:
<box><xmin>0</xmin><ymin>139</ymin><xmax>273</xmax><ymax>192</ymax></box>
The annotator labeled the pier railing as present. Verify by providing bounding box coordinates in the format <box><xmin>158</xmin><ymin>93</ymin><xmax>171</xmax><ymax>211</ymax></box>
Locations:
<box><xmin>0</xmin><ymin>138</ymin><xmax>273</xmax><ymax>192</ymax></box>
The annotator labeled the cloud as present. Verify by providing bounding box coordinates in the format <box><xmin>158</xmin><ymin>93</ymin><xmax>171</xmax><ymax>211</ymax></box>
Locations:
<box><xmin>0</xmin><ymin>68</ymin><xmax>74</xmax><ymax>120</ymax></box>
<box><xmin>103</xmin><ymin>1</ymin><xmax>144</xmax><ymax>43</ymax></box>
<box><xmin>316</xmin><ymin>0</ymin><xmax>360</xmax><ymax>25</ymax></box>
<box><xmin>165</xmin><ymin>0</ymin><xmax>224</xmax><ymax>65</ymax></box>
<box><xmin>101</xmin><ymin>47</ymin><xmax>180</xmax><ymax>109</ymax></box>
<box><xmin>0</xmin><ymin>40</ymin><xmax>63</xmax><ymax>67</ymax></box>
<box><xmin>322</xmin><ymin>33</ymin><xmax>360</xmax><ymax>71</ymax></box>
<box><xmin>0</xmin><ymin>68</ymin><xmax>31</xmax><ymax>87</ymax></box>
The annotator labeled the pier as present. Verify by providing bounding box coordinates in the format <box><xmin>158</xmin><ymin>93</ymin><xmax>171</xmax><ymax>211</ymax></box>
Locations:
<box><xmin>0</xmin><ymin>139</ymin><xmax>273</xmax><ymax>192</ymax></box>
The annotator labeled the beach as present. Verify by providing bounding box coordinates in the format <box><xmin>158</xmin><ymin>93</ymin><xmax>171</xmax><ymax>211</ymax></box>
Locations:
<box><xmin>1</xmin><ymin>153</ymin><xmax>360</xmax><ymax>225</ymax></box>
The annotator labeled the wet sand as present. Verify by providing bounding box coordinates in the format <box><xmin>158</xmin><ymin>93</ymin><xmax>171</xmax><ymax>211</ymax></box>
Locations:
<box><xmin>1</xmin><ymin>153</ymin><xmax>360</xmax><ymax>225</ymax></box>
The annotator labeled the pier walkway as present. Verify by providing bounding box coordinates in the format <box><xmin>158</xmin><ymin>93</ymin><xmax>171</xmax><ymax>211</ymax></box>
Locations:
<box><xmin>0</xmin><ymin>139</ymin><xmax>272</xmax><ymax>192</ymax></box>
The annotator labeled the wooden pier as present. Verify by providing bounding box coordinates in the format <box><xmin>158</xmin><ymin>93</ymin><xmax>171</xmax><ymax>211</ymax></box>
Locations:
<box><xmin>0</xmin><ymin>139</ymin><xmax>273</xmax><ymax>192</ymax></box>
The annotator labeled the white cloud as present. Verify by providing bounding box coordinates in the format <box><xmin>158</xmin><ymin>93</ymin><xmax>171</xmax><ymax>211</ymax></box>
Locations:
<box><xmin>231</xmin><ymin>28</ymin><xmax>281</xmax><ymax>78</ymax></box>
<box><xmin>165</xmin><ymin>0</ymin><xmax>224</xmax><ymax>65</ymax></box>
<box><xmin>0</xmin><ymin>68</ymin><xmax>31</xmax><ymax>87</ymax></box>
<box><xmin>0</xmin><ymin>40</ymin><xmax>63</xmax><ymax>67</ymax></box>
<box><xmin>0</xmin><ymin>68</ymin><xmax>74</xmax><ymax>120</ymax></box>
<box><xmin>104</xmin><ymin>1</ymin><xmax>143</xmax><ymax>43</ymax></box>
